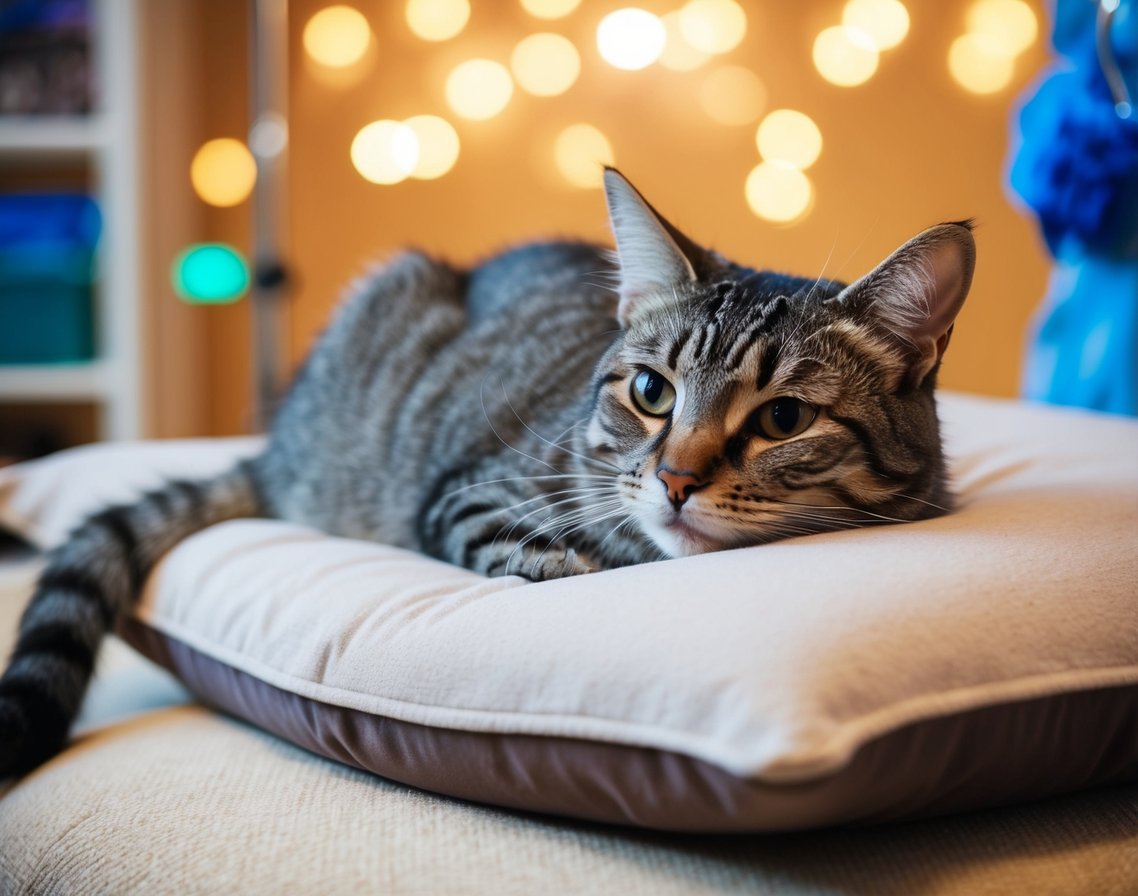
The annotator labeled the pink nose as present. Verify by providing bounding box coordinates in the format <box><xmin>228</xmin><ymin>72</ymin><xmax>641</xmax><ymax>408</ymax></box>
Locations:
<box><xmin>657</xmin><ymin>469</ymin><xmax>703</xmax><ymax>510</ymax></box>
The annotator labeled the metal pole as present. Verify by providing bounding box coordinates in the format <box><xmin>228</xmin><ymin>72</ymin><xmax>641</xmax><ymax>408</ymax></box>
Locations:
<box><xmin>248</xmin><ymin>0</ymin><xmax>289</xmax><ymax>430</ymax></box>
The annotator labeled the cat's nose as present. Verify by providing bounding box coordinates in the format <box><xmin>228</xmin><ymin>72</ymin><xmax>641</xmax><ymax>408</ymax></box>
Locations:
<box><xmin>657</xmin><ymin>469</ymin><xmax>704</xmax><ymax>510</ymax></box>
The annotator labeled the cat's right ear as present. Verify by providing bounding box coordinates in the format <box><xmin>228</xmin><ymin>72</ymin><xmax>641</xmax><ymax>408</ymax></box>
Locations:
<box><xmin>603</xmin><ymin>168</ymin><xmax>702</xmax><ymax>327</ymax></box>
<box><xmin>836</xmin><ymin>222</ymin><xmax>976</xmax><ymax>389</ymax></box>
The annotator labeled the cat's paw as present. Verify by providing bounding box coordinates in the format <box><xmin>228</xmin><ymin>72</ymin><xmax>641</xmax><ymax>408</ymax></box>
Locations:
<box><xmin>519</xmin><ymin>548</ymin><xmax>594</xmax><ymax>582</ymax></box>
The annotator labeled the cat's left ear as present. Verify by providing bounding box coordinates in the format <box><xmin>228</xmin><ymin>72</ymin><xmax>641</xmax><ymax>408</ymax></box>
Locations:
<box><xmin>836</xmin><ymin>222</ymin><xmax>976</xmax><ymax>388</ymax></box>
<box><xmin>603</xmin><ymin>168</ymin><xmax>710</xmax><ymax>327</ymax></box>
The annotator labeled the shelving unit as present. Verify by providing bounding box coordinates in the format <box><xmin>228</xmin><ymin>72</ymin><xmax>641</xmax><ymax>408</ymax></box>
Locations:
<box><xmin>0</xmin><ymin>0</ymin><xmax>143</xmax><ymax>444</ymax></box>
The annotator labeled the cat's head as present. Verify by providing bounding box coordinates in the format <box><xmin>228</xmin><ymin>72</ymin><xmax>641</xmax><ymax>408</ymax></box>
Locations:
<box><xmin>588</xmin><ymin>169</ymin><xmax>975</xmax><ymax>558</ymax></box>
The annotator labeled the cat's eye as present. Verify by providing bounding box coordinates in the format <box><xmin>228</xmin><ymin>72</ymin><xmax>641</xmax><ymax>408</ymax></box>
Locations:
<box><xmin>630</xmin><ymin>369</ymin><xmax>676</xmax><ymax>417</ymax></box>
<box><xmin>752</xmin><ymin>398</ymin><xmax>816</xmax><ymax>440</ymax></box>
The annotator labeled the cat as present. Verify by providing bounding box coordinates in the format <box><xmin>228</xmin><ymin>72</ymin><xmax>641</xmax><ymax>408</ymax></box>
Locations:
<box><xmin>0</xmin><ymin>168</ymin><xmax>975</xmax><ymax>776</ymax></box>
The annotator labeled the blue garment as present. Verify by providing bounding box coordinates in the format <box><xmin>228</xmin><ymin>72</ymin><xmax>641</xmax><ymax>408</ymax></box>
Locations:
<box><xmin>1025</xmin><ymin>240</ymin><xmax>1137</xmax><ymax>414</ymax></box>
<box><xmin>1009</xmin><ymin>1</ymin><xmax>1138</xmax><ymax>415</ymax></box>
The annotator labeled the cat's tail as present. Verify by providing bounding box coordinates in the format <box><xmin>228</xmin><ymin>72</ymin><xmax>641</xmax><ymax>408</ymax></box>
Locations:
<box><xmin>0</xmin><ymin>458</ymin><xmax>265</xmax><ymax>778</ymax></box>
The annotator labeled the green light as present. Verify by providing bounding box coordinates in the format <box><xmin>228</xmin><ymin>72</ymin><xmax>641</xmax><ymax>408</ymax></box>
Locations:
<box><xmin>172</xmin><ymin>243</ymin><xmax>249</xmax><ymax>304</ymax></box>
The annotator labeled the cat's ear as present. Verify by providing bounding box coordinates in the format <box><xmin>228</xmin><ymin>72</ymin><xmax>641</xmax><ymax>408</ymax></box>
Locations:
<box><xmin>603</xmin><ymin>168</ymin><xmax>704</xmax><ymax>326</ymax></box>
<box><xmin>836</xmin><ymin>222</ymin><xmax>976</xmax><ymax>388</ymax></box>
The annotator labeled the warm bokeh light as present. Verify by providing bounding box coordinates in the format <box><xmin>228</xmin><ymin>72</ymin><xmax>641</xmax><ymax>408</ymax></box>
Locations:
<box><xmin>402</xmin><ymin>115</ymin><xmax>460</xmax><ymax>179</ymax></box>
<box><xmin>190</xmin><ymin>138</ymin><xmax>257</xmax><ymax>207</ymax></box>
<box><xmin>520</xmin><ymin>0</ymin><xmax>581</xmax><ymax>18</ymax></box>
<box><xmin>555</xmin><ymin>123</ymin><xmax>614</xmax><ymax>188</ymax></box>
<box><xmin>172</xmin><ymin>244</ymin><xmax>249</xmax><ymax>304</ymax></box>
<box><xmin>596</xmin><ymin>8</ymin><xmax>666</xmax><ymax>71</ymax></box>
<box><xmin>678</xmin><ymin>0</ymin><xmax>747</xmax><ymax>55</ymax></box>
<box><xmin>948</xmin><ymin>32</ymin><xmax>1015</xmax><ymax>94</ymax></box>
<box><xmin>511</xmin><ymin>33</ymin><xmax>581</xmax><ymax>96</ymax></box>
<box><xmin>756</xmin><ymin>109</ymin><xmax>822</xmax><ymax>170</ymax></box>
<box><xmin>405</xmin><ymin>0</ymin><xmax>470</xmax><ymax>42</ymax></box>
<box><xmin>699</xmin><ymin>66</ymin><xmax>766</xmax><ymax>126</ymax></box>
<box><xmin>967</xmin><ymin>0</ymin><xmax>1038</xmax><ymax>56</ymax></box>
<box><xmin>302</xmin><ymin>5</ymin><xmax>372</xmax><ymax>69</ymax></box>
<box><xmin>659</xmin><ymin>10</ymin><xmax>711</xmax><ymax>71</ymax></box>
<box><xmin>350</xmin><ymin>120</ymin><xmax>419</xmax><ymax>185</ymax></box>
<box><xmin>446</xmin><ymin>59</ymin><xmax>514</xmax><ymax>120</ymax></box>
<box><xmin>745</xmin><ymin>161</ymin><xmax>814</xmax><ymax>224</ymax></box>
<box><xmin>813</xmin><ymin>25</ymin><xmax>880</xmax><ymax>87</ymax></box>
<box><xmin>841</xmin><ymin>0</ymin><xmax>909</xmax><ymax>51</ymax></box>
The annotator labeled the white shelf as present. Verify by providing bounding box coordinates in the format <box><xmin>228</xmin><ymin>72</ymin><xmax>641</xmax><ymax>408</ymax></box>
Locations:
<box><xmin>0</xmin><ymin>363</ymin><xmax>113</xmax><ymax>401</ymax></box>
<box><xmin>0</xmin><ymin>0</ymin><xmax>142</xmax><ymax>442</ymax></box>
<box><xmin>0</xmin><ymin>118</ymin><xmax>108</xmax><ymax>158</ymax></box>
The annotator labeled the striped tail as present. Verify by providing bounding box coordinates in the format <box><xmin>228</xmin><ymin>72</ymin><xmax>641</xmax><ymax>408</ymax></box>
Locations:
<box><xmin>0</xmin><ymin>459</ymin><xmax>264</xmax><ymax>777</ymax></box>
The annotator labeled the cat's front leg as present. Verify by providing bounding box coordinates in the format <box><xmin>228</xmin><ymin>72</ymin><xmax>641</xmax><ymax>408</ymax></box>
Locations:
<box><xmin>418</xmin><ymin>477</ymin><xmax>598</xmax><ymax>581</ymax></box>
<box><xmin>488</xmin><ymin>545</ymin><xmax>594</xmax><ymax>582</ymax></box>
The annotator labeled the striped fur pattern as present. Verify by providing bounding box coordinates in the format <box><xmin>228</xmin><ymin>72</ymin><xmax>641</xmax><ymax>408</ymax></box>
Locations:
<box><xmin>0</xmin><ymin>169</ymin><xmax>975</xmax><ymax>775</ymax></box>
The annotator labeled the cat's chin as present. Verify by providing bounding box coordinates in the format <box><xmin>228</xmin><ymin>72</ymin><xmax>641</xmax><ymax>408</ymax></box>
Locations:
<box><xmin>639</xmin><ymin>516</ymin><xmax>722</xmax><ymax>559</ymax></box>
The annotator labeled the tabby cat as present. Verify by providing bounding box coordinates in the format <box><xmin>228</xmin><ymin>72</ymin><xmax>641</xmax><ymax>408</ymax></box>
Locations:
<box><xmin>0</xmin><ymin>169</ymin><xmax>975</xmax><ymax>776</ymax></box>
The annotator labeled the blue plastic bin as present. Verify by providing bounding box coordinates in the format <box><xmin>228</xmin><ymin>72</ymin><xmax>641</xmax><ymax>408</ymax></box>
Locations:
<box><xmin>0</xmin><ymin>194</ymin><xmax>100</xmax><ymax>364</ymax></box>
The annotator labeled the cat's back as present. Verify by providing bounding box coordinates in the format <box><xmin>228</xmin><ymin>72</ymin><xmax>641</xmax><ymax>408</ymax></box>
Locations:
<box><xmin>466</xmin><ymin>240</ymin><xmax>616</xmax><ymax>324</ymax></box>
<box><xmin>258</xmin><ymin>241</ymin><xmax>620</xmax><ymax>544</ymax></box>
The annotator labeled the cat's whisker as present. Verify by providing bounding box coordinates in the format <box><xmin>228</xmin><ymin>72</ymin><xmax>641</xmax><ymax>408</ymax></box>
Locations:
<box><xmin>496</xmin><ymin>378</ymin><xmax>623</xmax><ymax>475</ymax></box>
<box><xmin>893</xmin><ymin>492</ymin><xmax>951</xmax><ymax>513</ymax></box>
<box><xmin>480</xmin><ymin>375</ymin><xmax>561</xmax><ymax>475</ymax></box>
<box><xmin>804</xmin><ymin>234</ymin><xmax>839</xmax><ymax>304</ymax></box>
<box><xmin>525</xmin><ymin>506</ymin><xmax>629</xmax><ymax>578</ymax></box>
<box><xmin>504</xmin><ymin>500</ymin><xmax>625</xmax><ymax>576</ymax></box>
<box><xmin>547</xmin><ymin>417</ymin><xmax>591</xmax><ymax>453</ymax></box>
<box><xmin>444</xmin><ymin>472</ymin><xmax>612</xmax><ymax>499</ymax></box>
<box><xmin>595</xmin><ymin>514</ymin><xmax>637</xmax><ymax>554</ymax></box>
<box><xmin>495</xmin><ymin>488</ymin><xmax>618</xmax><ymax>546</ymax></box>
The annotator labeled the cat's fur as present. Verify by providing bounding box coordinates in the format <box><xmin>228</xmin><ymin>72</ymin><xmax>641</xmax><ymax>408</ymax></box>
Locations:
<box><xmin>0</xmin><ymin>170</ymin><xmax>975</xmax><ymax>776</ymax></box>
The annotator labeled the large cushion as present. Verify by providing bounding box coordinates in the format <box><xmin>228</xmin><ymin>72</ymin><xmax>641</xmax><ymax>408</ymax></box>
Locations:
<box><xmin>1</xmin><ymin>393</ymin><xmax>1136</xmax><ymax>832</ymax></box>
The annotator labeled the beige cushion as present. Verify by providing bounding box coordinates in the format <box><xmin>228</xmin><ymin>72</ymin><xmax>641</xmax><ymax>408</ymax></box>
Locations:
<box><xmin>1</xmin><ymin>393</ymin><xmax>1136</xmax><ymax>832</ymax></box>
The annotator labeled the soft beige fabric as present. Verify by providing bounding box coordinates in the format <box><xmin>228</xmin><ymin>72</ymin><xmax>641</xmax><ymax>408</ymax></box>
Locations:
<box><xmin>112</xmin><ymin>392</ymin><xmax>1138</xmax><ymax>785</ymax></box>
<box><xmin>0</xmin><ymin>436</ymin><xmax>262</xmax><ymax>548</ymax></box>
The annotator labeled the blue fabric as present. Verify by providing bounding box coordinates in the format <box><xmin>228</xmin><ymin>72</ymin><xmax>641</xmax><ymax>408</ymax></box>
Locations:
<box><xmin>1009</xmin><ymin>1</ymin><xmax>1138</xmax><ymax>416</ymax></box>
<box><xmin>1025</xmin><ymin>240</ymin><xmax>1138</xmax><ymax>414</ymax></box>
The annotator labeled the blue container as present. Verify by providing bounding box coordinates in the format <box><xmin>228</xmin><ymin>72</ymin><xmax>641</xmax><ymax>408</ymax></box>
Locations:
<box><xmin>0</xmin><ymin>194</ymin><xmax>100</xmax><ymax>364</ymax></box>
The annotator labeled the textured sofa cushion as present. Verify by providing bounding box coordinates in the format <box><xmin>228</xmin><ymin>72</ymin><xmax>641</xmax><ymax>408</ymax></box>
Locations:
<box><xmin>1</xmin><ymin>394</ymin><xmax>1136</xmax><ymax>832</ymax></box>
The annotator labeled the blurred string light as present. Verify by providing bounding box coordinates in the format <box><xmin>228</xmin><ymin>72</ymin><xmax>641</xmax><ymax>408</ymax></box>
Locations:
<box><xmin>949</xmin><ymin>0</ymin><xmax>1037</xmax><ymax>94</ymax></box>
<box><xmin>405</xmin><ymin>0</ymin><xmax>470</xmax><ymax>41</ymax></box>
<box><xmin>813</xmin><ymin>25</ymin><xmax>879</xmax><ymax>86</ymax></box>
<box><xmin>190</xmin><ymin>137</ymin><xmax>257</xmax><ymax>207</ymax></box>
<box><xmin>948</xmin><ymin>32</ymin><xmax>1015</xmax><ymax>93</ymax></box>
<box><xmin>302</xmin><ymin>5</ymin><xmax>372</xmax><ymax>68</ymax></box>
<box><xmin>351</xmin><ymin>120</ymin><xmax>420</xmax><ymax>184</ymax></box>
<box><xmin>520</xmin><ymin>0</ymin><xmax>581</xmax><ymax>18</ymax></box>
<box><xmin>446</xmin><ymin>59</ymin><xmax>514</xmax><ymax>119</ymax></box>
<box><xmin>172</xmin><ymin>244</ymin><xmax>249</xmax><ymax>304</ymax></box>
<box><xmin>659</xmin><ymin>10</ymin><xmax>711</xmax><ymax>71</ymax></box>
<box><xmin>842</xmin><ymin>0</ymin><xmax>909</xmax><ymax>51</ymax></box>
<box><xmin>596</xmin><ymin>8</ymin><xmax>666</xmax><ymax>70</ymax></box>
<box><xmin>756</xmin><ymin>109</ymin><xmax>822</xmax><ymax>169</ymax></box>
<box><xmin>555</xmin><ymin>123</ymin><xmax>614</xmax><ymax>188</ymax></box>
<box><xmin>699</xmin><ymin>66</ymin><xmax>766</xmax><ymax>126</ymax></box>
<box><xmin>746</xmin><ymin>109</ymin><xmax>821</xmax><ymax>224</ymax></box>
<box><xmin>511</xmin><ymin>32</ymin><xmax>581</xmax><ymax>96</ymax></box>
<box><xmin>967</xmin><ymin>0</ymin><xmax>1037</xmax><ymax>54</ymax></box>
<box><xmin>745</xmin><ymin>161</ymin><xmax>813</xmax><ymax>225</ymax></box>
<box><xmin>402</xmin><ymin>115</ymin><xmax>460</xmax><ymax>179</ymax></box>
<box><xmin>678</xmin><ymin>0</ymin><xmax>747</xmax><ymax>55</ymax></box>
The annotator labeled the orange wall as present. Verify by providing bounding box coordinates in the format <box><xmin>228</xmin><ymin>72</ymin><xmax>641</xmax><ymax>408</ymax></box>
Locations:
<box><xmin>193</xmin><ymin>0</ymin><xmax>1053</xmax><ymax>434</ymax></box>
